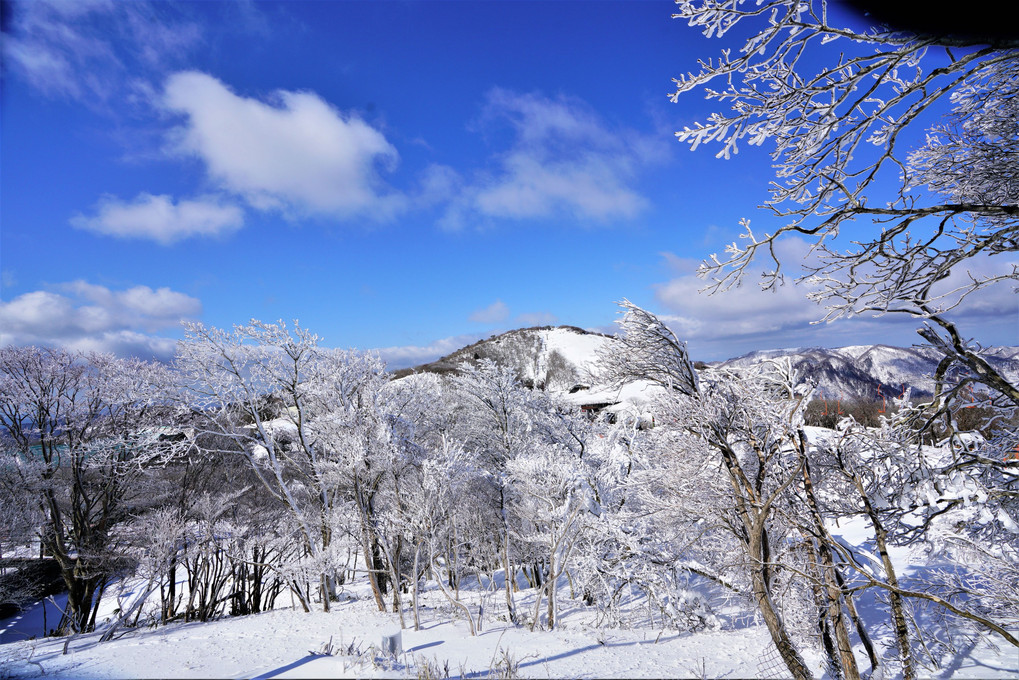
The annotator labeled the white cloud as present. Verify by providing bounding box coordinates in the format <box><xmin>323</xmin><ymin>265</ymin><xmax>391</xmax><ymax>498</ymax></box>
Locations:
<box><xmin>653</xmin><ymin>241</ymin><xmax>1019</xmax><ymax>360</ymax></box>
<box><xmin>443</xmin><ymin>89</ymin><xmax>658</xmax><ymax>228</ymax></box>
<box><xmin>0</xmin><ymin>292</ymin><xmax>74</xmax><ymax>337</ymax></box>
<box><xmin>64</xmin><ymin>281</ymin><xmax>202</xmax><ymax>324</ymax></box>
<box><xmin>921</xmin><ymin>254</ymin><xmax>1018</xmax><ymax>320</ymax></box>
<box><xmin>63</xmin><ymin>331</ymin><xmax>180</xmax><ymax>363</ymax></box>
<box><xmin>123</xmin><ymin>3</ymin><xmax>203</xmax><ymax>68</ymax></box>
<box><xmin>161</xmin><ymin>71</ymin><xmax>405</xmax><ymax>219</ymax></box>
<box><xmin>516</xmin><ymin>312</ymin><xmax>558</xmax><ymax>326</ymax></box>
<box><xmin>0</xmin><ymin>281</ymin><xmax>202</xmax><ymax>361</ymax></box>
<box><xmin>469</xmin><ymin>300</ymin><xmax>510</xmax><ymax>324</ymax></box>
<box><xmin>3</xmin><ymin>36</ymin><xmax>82</xmax><ymax>99</ymax></box>
<box><xmin>1</xmin><ymin>0</ymin><xmax>201</xmax><ymax>103</ymax></box>
<box><xmin>655</xmin><ymin>238</ymin><xmax>825</xmax><ymax>342</ymax></box>
<box><xmin>656</xmin><ymin>279</ymin><xmax>825</xmax><ymax>340</ymax></box>
<box><xmin>415</xmin><ymin>164</ymin><xmax>462</xmax><ymax>208</ymax></box>
<box><xmin>71</xmin><ymin>193</ymin><xmax>244</xmax><ymax>244</ymax></box>
<box><xmin>474</xmin><ymin>153</ymin><xmax>646</xmax><ymax>221</ymax></box>
<box><xmin>375</xmin><ymin>333</ymin><xmax>487</xmax><ymax>370</ymax></box>
<box><xmin>651</xmin><ymin>274</ymin><xmax>893</xmax><ymax>361</ymax></box>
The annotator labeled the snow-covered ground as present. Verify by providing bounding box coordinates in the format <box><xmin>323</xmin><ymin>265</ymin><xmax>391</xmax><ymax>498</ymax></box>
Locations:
<box><xmin>2</xmin><ymin>564</ymin><xmax>1015</xmax><ymax>679</ymax></box>
<box><xmin>0</xmin><ymin>602</ymin><xmax>767</xmax><ymax>679</ymax></box>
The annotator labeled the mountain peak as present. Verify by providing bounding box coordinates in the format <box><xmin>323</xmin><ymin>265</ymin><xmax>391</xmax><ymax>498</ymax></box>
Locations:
<box><xmin>390</xmin><ymin>325</ymin><xmax>611</xmax><ymax>386</ymax></box>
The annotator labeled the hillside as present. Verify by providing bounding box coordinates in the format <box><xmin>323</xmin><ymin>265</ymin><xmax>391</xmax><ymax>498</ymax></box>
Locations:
<box><xmin>391</xmin><ymin>325</ymin><xmax>614</xmax><ymax>391</ymax></box>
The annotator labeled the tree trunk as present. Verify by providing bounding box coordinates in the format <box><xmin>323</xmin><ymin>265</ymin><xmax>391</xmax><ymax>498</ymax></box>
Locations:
<box><xmin>856</xmin><ymin>478</ymin><xmax>915</xmax><ymax>680</ymax></box>
<box><xmin>166</xmin><ymin>559</ymin><xmax>177</xmax><ymax>622</ymax></box>
<box><xmin>431</xmin><ymin>556</ymin><xmax>476</xmax><ymax>636</ymax></box>
<box><xmin>88</xmin><ymin>579</ymin><xmax>107</xmax><ymax>632</ymax></box>
<box><xmin>803</xmin><ymin>540</ymin><xmax>842</xmax><ymax>679</ymax></box>
<box><xmin>502</xmin><ymin>531</ymin><xmax>517</xmax><ymax>624</ymax></box>
<box><xmin>373</xmin><ymin>538</ymin><xmax>389</xmax><ymax>596</ymax></box>
<box><xmin>358</xmin><ymin>514</ymin><xmax>386</xmax><ymax>612</ymax></box>
<box><xmin>715</xmin><ymin>439</ymin><xmax>811</xmax><ymax>680</ymax></box>
<box><xmin>749</xmin><ymin>530</ymin><xmax>813</xmax><ymax>680</ymax></box>
<box><xmin>546</xmin><ymin>566</ymin><xmax>556</xmax><ymax>630</ymax></box>
<box><xmin>818</xmin><ymin>545</ymin><xmax>860</xmax><ymax>680</ymax></box>
<box><xmin>831</xmin><ymin>436</ymin><xmax>916</xmax><ymax>680</ymax></box>
<box><xmin>834</xmin><ymin>570</ymin><xmax>881</xmax><ymax>675</ymax></box>
<box><xmin>800</xmin><ymin>451</ymin><xmax>860</xmax><ymax>680</ymax></box>
<box><xmin>412</xmin><ymin>542</ymin><xmax>422</xmax><ymax>631</ymax></box>
<box><xmin>320</xmin><ymin>573</ymin><xmax>331</xmax><ymax>612</ymax></box>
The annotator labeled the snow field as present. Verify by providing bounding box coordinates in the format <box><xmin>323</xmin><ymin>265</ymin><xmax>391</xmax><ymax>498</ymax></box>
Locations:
<box><xmin>0</xmin><ymin>572</ymin><xmax>776</xmax><ymax>679</ymax></box>
<box><xmin>2</xmin><ymin>561</ymin><xmax>1015</xmax><ymax>679</ymax></box>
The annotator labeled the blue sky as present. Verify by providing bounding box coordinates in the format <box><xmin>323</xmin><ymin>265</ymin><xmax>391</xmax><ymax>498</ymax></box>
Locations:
<box><xmin>2</xmin><ymin>0</ymin><xmax>1015</xmax><ymax>367</ymax></box>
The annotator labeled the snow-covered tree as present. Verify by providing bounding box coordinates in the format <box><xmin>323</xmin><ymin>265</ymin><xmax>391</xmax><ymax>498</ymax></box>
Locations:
<box><xmin>506</xmin><ymin>398</ymin><xmax>594</xmax><ymax>631</ymax></box>
<box><xmin>669</xmin><ymin>16</ymin><xmax>1019</xmax><ymax>667</ymax></box>
<box><xmin>447</xmin><ymin>359</ymin><xmax>543</xmax><ymax>624</ymax></box>
<box><xmin>174</xmin><ymin>320</ymin><xmax>392</xmax><ymax>612</ymax></box>
<box><xmin>0</xmin><ymin>455</ymin><xmax>42</xmax><ymax>558</ymax></box>
<box><xmin>670</xmin><ymin>369</ymin><xmax>824</xmax><ymax>679</ymax></box>
<box><xmin>608</xmin><ymin>298</ymin><xmax>1019</xmax><ymax>678</ymax></box>
<box><xmin>392</xmin><ymin>400</ymin><xmax>488</xmax><ymax>633</ymax></box>
<box><xmin>446</xmin><ymin>359</ymin><xmax>598</xmax><ymax>629</ymax></box>
<box><xmin>0</xmin><ymin>346</ymin><xmax>185</xmax><ymax>633</ymax></box>
<box><xmin>810</xmin><ymin>412</ymin><xmax>1019</xmax><ymax>677</ymax></box>
<box><xmin>598</xmin><ymin>299</ymin><xmax>698</xmax><ymax>396</ymax></box>
<box><xmin>670</xmin><ymin>0</ymin><xmax>1018</xmax><ymax>414</ymax></box>
<box><xmin>603</xmin><ymin>302</ymin><xmax>866</xmax><ymax>678</ymax></box>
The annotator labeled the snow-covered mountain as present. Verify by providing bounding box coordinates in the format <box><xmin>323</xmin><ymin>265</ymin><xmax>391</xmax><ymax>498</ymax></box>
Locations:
<box><xmin>714</xmin><ymin>344</ymin><xmax>1019</xmax><ymax>400</ymax></box>
<box><xmin>391</xmin><ymin>325</ymin><xmax>613</xmax><ymax>391</ymax></box>
<box><xmin>394</xmin><ymin>326</ymin><xmax>1019</xmax><ymax>402</ymax></box>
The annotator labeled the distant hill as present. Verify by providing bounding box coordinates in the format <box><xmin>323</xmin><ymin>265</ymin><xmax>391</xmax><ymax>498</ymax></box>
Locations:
<box><xmin>393</xmin><ymin>325</ymin><xmax>1019</xmax><ymax>403</ymax></box>
<box><xmin>713</xmin><ymin>345</ymin><xmax>1019</xmax><ymax>400</ymax></box>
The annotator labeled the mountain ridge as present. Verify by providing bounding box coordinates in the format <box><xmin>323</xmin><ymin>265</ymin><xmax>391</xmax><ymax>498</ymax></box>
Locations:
<box><xmin>393</xmin><ymin>325</ymin><xmax>1019</xmax><ymax>401</ymax></box>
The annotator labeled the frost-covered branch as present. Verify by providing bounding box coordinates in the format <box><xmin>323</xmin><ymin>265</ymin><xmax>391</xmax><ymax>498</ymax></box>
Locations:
<box><xmin>671</xmin><ymin>0</ymin><xmax>1018</xmax><ymax>424</ymax></box>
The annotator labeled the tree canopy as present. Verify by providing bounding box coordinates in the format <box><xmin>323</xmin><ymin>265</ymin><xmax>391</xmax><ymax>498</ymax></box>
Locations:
<box><xmin>670</xmin><ymin>0</ymin><xmax>1017</xmax><ymax>408</ymax></box>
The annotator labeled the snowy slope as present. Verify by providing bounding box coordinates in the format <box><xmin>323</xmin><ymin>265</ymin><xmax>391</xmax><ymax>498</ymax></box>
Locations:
<box><xmin>0</xmin><ymin>588</ymin><xmax>782</xmax><ymax>679</ymax></box>
<box><xmin>389</xmin><ymin>326</ymin><xmax>667</xmax><ymax>421</ymax></box>
<box><xmin>2</xmin><ymin>555</ymin><xmax>1014</xmax><ymax>679</ymax></box>
<box><xmin>391</xmin><ymin>326</ymin><xmax>616</xmax><ymax>391</ymax></box>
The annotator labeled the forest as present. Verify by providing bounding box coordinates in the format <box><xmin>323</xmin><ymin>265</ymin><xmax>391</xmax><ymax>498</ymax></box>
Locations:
<box><xmin>1</xmin><ymin>301</ymin><xmax>1017</xmax><ymax>680</ymax></box>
